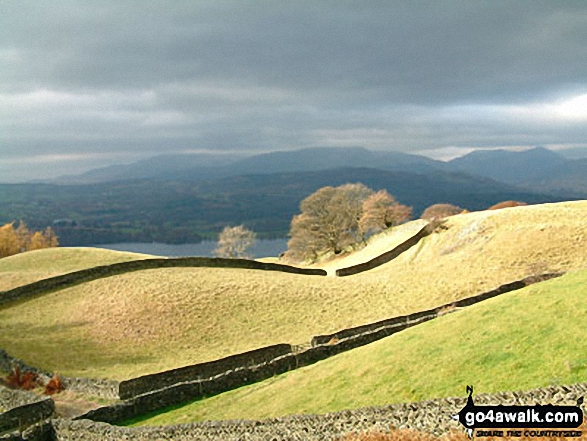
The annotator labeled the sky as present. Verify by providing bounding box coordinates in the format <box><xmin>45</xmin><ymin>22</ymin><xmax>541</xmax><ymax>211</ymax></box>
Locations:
<box><xmin>2</xmin><ymin>0</ymin><xmax>587</xmax><ymax>182</ymax></box>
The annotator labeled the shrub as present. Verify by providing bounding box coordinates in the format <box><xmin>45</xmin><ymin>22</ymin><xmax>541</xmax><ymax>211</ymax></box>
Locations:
<box><xmin>488</xmin><ymin>200</ymin><xmax>528</xmax><ymax>210</ymax></box>
<box><xmin>420</xmin><ymin>204</ymin><xmax>464</xmax><ymax>221</ymax></box>
<box><xmin>6</xmin><ymin>367</ymin><xmax>41</xmax><ymax>390</ymax></box>
<box><xmin>44</xmin><ymin>374</ymin><xmax>64</xmax><ymax>395</ymax></box>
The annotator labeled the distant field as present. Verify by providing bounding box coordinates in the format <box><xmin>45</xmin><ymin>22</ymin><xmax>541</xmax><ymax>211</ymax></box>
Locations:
<box><xmin>0</xmin><ymin>201</ymin><xmax>586</xmax><ymax>381</ymax></box>
<box><xmin>0</xmin><ymin>247</ymin><xmax>156</xmax><ymax>292</ymax></box>
<box><xmin>130</xmin><ymin>268</ymin><xmax>587</xmax><ymax>426</ymax></box>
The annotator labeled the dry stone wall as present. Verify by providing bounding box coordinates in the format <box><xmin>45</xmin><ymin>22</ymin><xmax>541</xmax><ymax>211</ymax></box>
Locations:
<box><xmin>0</xmin><ymin>387</ymin><xmax>41</xmax><ymax>414</ymax></box>
<box><xmin>0</xmin><ymin>421</ymin><xmax>53</xmax><ymax>441</ymax></box>
<box><xmin>68</xmin><ymin>272</ymin><xmax>564</xmax><ymax>425</ymax></box>
<box><xmin>4</xmin><ymin>383</ymin><xmax>584</xmax><ymax>440</ymax></box>
<box><xmin>312</xmin><ymin>272</ymin><xmax>562</xmax><ymax>345</ymax></box>
<box><xmin>0</xmin><ymin>386</ymin><xmax>54</xmax><ymax>436</ymax></box>
<box><xmin>119</xmin><ymin>344</ymin><xmax>293</xmax><ymax>399</ymax></box>
<box><xmin>1</xmin><ymin>272</ymin><xmax>564</xmax><ymax>426</ymax></box>
<box><xmin>0</xmin><ymin>257</ymin><xmax>326</xmax><ymax>306</ymax></box>
<box><xmin>336</xmin><ymin>222</ymin><xmax>434</xmax><ymax>277</ymax></box>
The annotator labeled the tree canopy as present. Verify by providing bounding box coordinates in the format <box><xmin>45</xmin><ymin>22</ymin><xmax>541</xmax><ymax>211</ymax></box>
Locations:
<box><xmin>285</xmin><ymin>183</ymin><xmax>411</xmax><ymax>262</ymax></box>
<box><xmin>0</xmin><ymin>221</ymin><xmax>59</xmax><ymax>258</ymax></box>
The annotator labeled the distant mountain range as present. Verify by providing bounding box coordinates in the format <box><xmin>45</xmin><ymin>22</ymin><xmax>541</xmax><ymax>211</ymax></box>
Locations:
<box><xmin>51</xmin><ymin>146</ymin><xmax>587</xmax><ymax>195</ymax></box>
<box><xmin>1</xmin><ymin>161</ymin><xmax>571</xmax><ymax>245</ymax></box>
<box><xmin>446</xmin><ymin>147</ymin><xmax>587</xmax><ymax>194</ymax></box>
<box><xmin>1</xmin><ymin>145</ymin><xmax>583</xmax><ymax>245</ymax></box>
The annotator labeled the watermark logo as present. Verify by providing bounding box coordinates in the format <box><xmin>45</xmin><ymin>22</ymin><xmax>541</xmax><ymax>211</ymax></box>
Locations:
<box><xmin>452</xmin><ymin>386</ymin><xmax>584</xmax><ymax>438</ymax></box>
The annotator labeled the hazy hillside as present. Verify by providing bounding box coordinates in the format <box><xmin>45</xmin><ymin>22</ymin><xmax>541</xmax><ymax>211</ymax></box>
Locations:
<box><xmin>51</xmin><ymin>146</ymin><xmax>587</xmax><ymax>199</ymax></box>
<box><xmin>448</xmin><ymin>147</ymin><xmax>587</xmax><ymax>194</ymax></box>
<box><xmin>1</xmin><ymin>201</ymin><xmax>585</xmax><ymax>380</ymax></box>
<box><xmin>50</xmin><ymin>153</ymin><xmax>244</xmax><ymax>184</ymax></box>
<box><xmin>0</xmin><ymin>167</ymin><xmax>565</xmax><ymax>245</ymax></box>
<box><xmin>558</xmin><ymin>147</ymin><xmax>587</xmax><ymax>159</ymax></box>
<box><xmin>221</xmin><ymin>147</ymin><xmax>441</xmax><ymax>176</ymax></box>
<box><xmin>51</xmin><ymin>147</ymin><xmax>442</xmax><ymax>184</ymax></box>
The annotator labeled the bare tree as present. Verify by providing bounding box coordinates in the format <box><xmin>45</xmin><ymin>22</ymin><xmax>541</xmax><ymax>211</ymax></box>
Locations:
<box><xmin>420</xmin><ymin>203</ymin><xmax>464</xmax><ymax>220</ymax></box>
<box><xmin>285</xmin><ymin>213</ymin><xmax>322</xmax><ymax>262</ymax></box>
<box><xmin>214</xmin><ymin>225</ymin><xmax>256</xmax><ymax>259</ymax></box>
<box><xmin>359</xmin><ymin>190</ymin><xmax>412</xmax><ymax>235</ymax></box>
<box><xmin>285</xmin><ymin>183</ymin><xmax>376</xmax><ymax>262</ymax></box>
<box><xmin>15</xmin><ymin>221</ymin><xmax>30</xmax><ymax>253</ymax></box>
<box><xmin>43</xmin><ymin>227</ymin><xmax>59</xmax><ymax>247</ymax></box>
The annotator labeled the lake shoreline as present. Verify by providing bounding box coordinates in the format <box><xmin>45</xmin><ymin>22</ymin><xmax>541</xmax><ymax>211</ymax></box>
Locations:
<box><xmin>88</xmin><ymin>239</ymin><xmax>289</xmax><ymax>259</ymax></box>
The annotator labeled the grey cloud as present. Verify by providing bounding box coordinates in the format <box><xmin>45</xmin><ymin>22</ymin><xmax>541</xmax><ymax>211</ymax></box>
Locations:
<box><xmin>3</xmin><ymin>1</ymin><xmax>587</xmax><ymax>102</ymax></box>
<box><xmin>2</xmin><ymin>1</ymin><xmax>587</xmax><ymax>181</ymax></box>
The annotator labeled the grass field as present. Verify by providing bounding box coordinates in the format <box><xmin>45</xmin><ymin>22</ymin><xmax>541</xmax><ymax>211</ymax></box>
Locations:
<box><xmin>0</xmin><ymin>201</ymin><xmax>586</xmax><ymax>380</ymax></box>
<box><xmin>129</xmin><ymin>268</ymin><xmax>587</xmax><ymax>426</ymax></box>
<box><xmin>308</xmin><ymin>219</ymin><xmax>430</xmax><ymax>275</ymax></box>
<box><xmin>0</xmin><ymin>247</ymin><xmax>156</xmax><ymax>291</ymax></box>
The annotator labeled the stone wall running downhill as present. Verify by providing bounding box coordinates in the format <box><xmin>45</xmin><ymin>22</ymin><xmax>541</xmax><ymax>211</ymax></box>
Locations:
<box><xmin>2</xmin><ymin>383</ymin><xmax>584</xmax><ymax>441</ymax></box>
<box><xmin>335</xmin><ymin>222</ymin><xmax>434</xmax><ymax>277</ymax></box>
<box><xmin>311</xmin><ymin>272</ymin><xmax>562</xmax><ymax>345</ymax></box>
<box><xmin>72</xmin><ymin>272</ymin><xmax>563</xmax><ymax>425</ymax></box>
<box><xmin>0</xmin><ymin>257</ymin><xmax>327</xmax><ymax>307</ymax></box>
<box><xmin>1</xmin><ymin>272</ymin><xmax>564</xmax><ymax>427</ymax></box>
<box><xmin>118</xmin><ymin>344</ymin><xmax>293</xmax><ymax>400</ymax></box>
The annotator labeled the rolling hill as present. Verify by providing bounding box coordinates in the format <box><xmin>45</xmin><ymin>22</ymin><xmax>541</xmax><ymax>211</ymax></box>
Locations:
<box><xmin>0</xmin><ymin>201</ymin><xmax>585</xmax><ymax>381</ymax></box>
<box><xmin>129</xmin><ymin>268</ymin><xmax>587</xmax><ymax>425</ymax></box>
<box><xmin>0</xmin><ymin>247</ymin><xmax>156</xmax><ymax>292</ymax></box>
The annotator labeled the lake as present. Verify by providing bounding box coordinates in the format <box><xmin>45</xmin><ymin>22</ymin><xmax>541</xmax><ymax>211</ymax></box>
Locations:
<box><xmin>93</xmin><ymin>238</ymin><xmax>289</xmax><ymax>258</ymax></box>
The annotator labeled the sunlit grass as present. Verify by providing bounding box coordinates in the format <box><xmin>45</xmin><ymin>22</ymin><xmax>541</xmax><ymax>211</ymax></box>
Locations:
<box><xmin>0</xmin><ymin>201</ymin><xmax>586</xmax><ymax>381</ymax></box>
<box><xmin>129</xmin><ymin>269</ymin><xmax>587</xmax><ymax>426</ymax></box>
<box><xmin>0</xmin><ymin>247</ymin><xmax>155</xmax><ymax>291</ymax></box>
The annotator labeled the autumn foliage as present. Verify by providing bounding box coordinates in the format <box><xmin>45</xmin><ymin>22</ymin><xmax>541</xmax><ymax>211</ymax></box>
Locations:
<box><xmin>4</xmin><ymin>367</ymin><xmax>64</xmax><ymax>395</ymax></box>
<box><xmin>420</xmin><ymin>203</ymin><xmax>464</xmax><ymax>221</ymax></box>
<box><xmin>6</xmin><ymin>367</ymin><xmax>42</xmax><ymax>391</ymax></box>
<box><xmin>488</xmin><ymin>200</ymin><xmax>528</xmax><ymax>210</ymax></box>
<box><xmin>360</xmin><ymin>190</ymin><xmax>412</xmax><ymax>234</ymax></box>
<box><xmin>285</xmin><ymin>184</ymin><xmax>411</xmax><ymax>262</ymax></box>
<box><xmin>43</xmin><ymin>374</ymin><xmax>64</xmax><ymax>395</ymax></box>
<box><xmin>0</xmin><ymin>221</ymin><xmax>59</xmax><ymax>258</ymax></box>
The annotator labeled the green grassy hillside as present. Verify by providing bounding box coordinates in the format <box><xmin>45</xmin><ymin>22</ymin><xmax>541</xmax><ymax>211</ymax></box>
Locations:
<box><xmin>130</xmin><ymin>268</ymin><xmax>587</xmax><ymax>426</ymax></box>
<box><xmin>0</xmin><ymin>247</ymin><xmax>156</xmax><ymax>291</ymax></box>
<box><xmin>0</xmin><ymin>201</ymin><xmax>585</xmax><ymax>381</ymax></box>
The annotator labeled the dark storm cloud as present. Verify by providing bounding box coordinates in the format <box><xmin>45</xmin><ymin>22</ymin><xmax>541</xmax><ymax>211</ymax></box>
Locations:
<box><xmin>1</xmin><ymin>0</ymin><xmax>587</xmax><ymax>180</ymax></box>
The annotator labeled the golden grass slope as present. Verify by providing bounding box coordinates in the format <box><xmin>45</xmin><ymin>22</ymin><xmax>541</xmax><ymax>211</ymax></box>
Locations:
<box><xmin>0</xmin><ymin>200</ymin><xmax>585</xmax><ymax>380</ymax></box>
<box><xmin>0</xmin><ymin>247</ymin><xmax>156</xmax><ymax>292</ymax></box>
<box><xmin>133</xmin><ymin>268</ymin><xmax>587</xmax><ymax>425</ymax></box>
<box><xmin>309</xmin><ymin>219</ymin><xmax>430</xmax><ymax>275</ymax></box>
